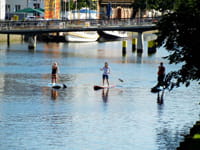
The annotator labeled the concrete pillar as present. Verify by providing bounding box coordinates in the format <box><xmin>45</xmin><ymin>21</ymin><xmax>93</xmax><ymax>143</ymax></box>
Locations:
<box><xmin>28</xmin><ymin>35</ymin><xmax>37</xmax><ymax>50</ymax></box>
<box><xmin>56</xmin><ymin>32</ymin><xmax>59</xmax><ymax>42</ymax></box>
<box><xmin>7</xmin><ymin>34</ymin><xmax>10</xmax><ymax>47</ymax></box>
<box><xmin>148</xmin><ymin>40</ymin><xmax>157</xmax><ymax>54</ymax></box>
<box><xmin>122</xmin><ymin>40</ymin><xmax>127</xmax><ymax>57</ymax></box>
<box><xmin>21</xmin><ymin>35</ymin><xmax>24</xmax><ymax>43</ymax></box>
<box><xmin>132</xmin><ymin>38</ymin><xmax>137</xmax><ymax>52</ymax></box>
<box><xmin>137</xmin><ymin>32</ymin><xmax>144</xmax><ymax>53</ymax></box>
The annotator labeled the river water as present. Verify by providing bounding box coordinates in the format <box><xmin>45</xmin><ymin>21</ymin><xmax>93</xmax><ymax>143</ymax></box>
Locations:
<box><xmin>0</xmin><ymin>39</ymin><xmax>199</xmax><ymax>150</ymax></box>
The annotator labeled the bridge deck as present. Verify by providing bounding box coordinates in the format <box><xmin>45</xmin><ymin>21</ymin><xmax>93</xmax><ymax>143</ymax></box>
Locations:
<box><xmin>0</xmin><ymin>25</ymin><xmax>157</xmax><ymax>34</ymax></box>
<box><xmin>0</xmin><ymin>18</ymin><xmax>158</xmax><ymax>35</ymax></box>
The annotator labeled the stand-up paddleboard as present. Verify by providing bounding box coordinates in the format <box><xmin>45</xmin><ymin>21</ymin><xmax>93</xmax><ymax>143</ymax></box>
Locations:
<box><xmin>93</xmin><ymin>85</ymin><xmax>116</xmax><ymax>90</ymax></box>
<box><xmin>48</xmin><ymin>83</ymin><xmax>67</xmax><ymax>89</ymax></box>
<box><xmin>151</xmin><ymin>86</ymin><xmax>163</xmax><ymax>93</ymax></box>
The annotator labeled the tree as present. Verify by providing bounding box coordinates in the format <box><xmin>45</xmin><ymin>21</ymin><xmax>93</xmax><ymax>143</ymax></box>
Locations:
<box><xmin>156</xmin><ymin>0</ymin><xmax>200</xmax><ymax>89</ymax></box>
<box><xmin>131</xmin><ymin>0</ymin><xmax>176</xmax><ymax>18</ymax></box>
<box><xmin>147</xmin><ymin>0</ymin><xmax>176</xmax><ymax>13</ymax></box>
<box><xmin>131</xmin><ymin>0</ymin><xmax>147</xmax><ymax>18</ymax></box>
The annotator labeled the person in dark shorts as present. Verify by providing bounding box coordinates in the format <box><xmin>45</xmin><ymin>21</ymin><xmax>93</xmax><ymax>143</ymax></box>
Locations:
<box><xmin>100</xmin><ymin>62</ymin><xmax>111</xmax><ymax>86</ymax></box>
<box><xmin>51</xmin><ymin>62</ymin><xmax>59</xmax><ymax>84</ymax></box>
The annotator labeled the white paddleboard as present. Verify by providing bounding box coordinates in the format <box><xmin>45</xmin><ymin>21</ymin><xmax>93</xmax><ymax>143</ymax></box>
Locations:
<box><xmin>93</xmin><ymin>85</ymin><xmax>116</xmax><ymax>90</ymax></box>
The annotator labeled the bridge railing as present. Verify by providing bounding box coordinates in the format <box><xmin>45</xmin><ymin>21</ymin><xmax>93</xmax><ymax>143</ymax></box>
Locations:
<box><xmin>0</xmin><ymin>17</ymin><xmax>159</xmax><ymax>31</ymax></box>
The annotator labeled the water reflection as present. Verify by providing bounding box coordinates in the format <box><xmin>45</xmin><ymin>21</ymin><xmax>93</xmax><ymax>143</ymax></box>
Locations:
<box><xmin>122</xmin><ymin>55</ymin><xmax>127</xmax><ymax>63</ymax></box>
<box><xmin>157</xmin><ymin>90</ymin><xmax>164</xmax><ymax>104</ymax></box>
<box><xmin>102</xmin><ymin>88</ymin><xmax>109</xmax><ymax>103</ymax></box>
<box><xmin>156</xmin><ymin>127</ymin><xmax>182</xmax><ymax>150</ymax></box>
<box><xmin>136</xmin><ymin>53</ymin><xmax>143</xmax><ymax>63</ymax></box>
<box><xmin>51</xmin><ymin>89</ymin><xmax>58</xmax><ymax>100</ymax></box>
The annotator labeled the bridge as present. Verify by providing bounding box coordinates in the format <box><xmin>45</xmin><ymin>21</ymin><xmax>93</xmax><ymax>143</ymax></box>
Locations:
<box><xmin>0</xmin><ymin>18</ymin><xmax>158</xmax><ymax>52</ymax></box>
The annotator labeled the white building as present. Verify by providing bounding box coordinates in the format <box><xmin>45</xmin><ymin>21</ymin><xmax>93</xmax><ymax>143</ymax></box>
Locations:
<box><xmin>5</xmin><ymin>0</ymin><xmax>44</xmax><ymax>20</ymax></box>
<box><xmin>0</xmin><ymin>0</ymin><xmax>6</xmax><ymax>20</ymax></box>
<box><xmin>6</xmin><ymin>0</ymin><xmax>44</xmax><ymax>13</ymax></box>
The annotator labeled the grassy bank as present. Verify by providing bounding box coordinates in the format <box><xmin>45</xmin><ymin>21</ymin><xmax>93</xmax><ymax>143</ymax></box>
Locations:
<box><xmin>0</xmin><ymin>34</ymin><xmax>23</xmax><ymax>43</ymax></box>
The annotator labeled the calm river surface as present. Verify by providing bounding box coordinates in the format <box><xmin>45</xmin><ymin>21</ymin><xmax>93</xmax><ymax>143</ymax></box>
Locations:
<box><xmin>0</xmin><ymin>39</ymin><xmax>199</xmax><ymax>150</ymax></box>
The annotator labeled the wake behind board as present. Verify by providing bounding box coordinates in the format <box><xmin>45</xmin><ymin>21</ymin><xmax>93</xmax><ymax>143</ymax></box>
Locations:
<box><xmin>48</xmin><ymin>83</ymin><xmax>67</xmax><ymax>89</ymax></box>
<box><xmin>93</xmin><ymin>85</ymin><xmax>116</xmax><ymax>90</ymax></box>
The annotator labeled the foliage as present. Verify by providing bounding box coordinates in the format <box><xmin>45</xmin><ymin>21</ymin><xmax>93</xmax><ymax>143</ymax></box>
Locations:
<box><xmin>131</xmin><ymin>0</ymin><xmax>147</xmax><ymax>18</ymax></box>
<box><xmin>147</xmin><ymin>0</ymin><xmax>176</xmax><ymax>13</ymax></box>
<box><xmin>131</xmin><ymin>0</ymin><xmax>177</xmax><ymax>18</ymax></box>
<box><xmin>156</xmin><ymin>0</ymin><xmax>200</xmax><ymax>89</ymax></box>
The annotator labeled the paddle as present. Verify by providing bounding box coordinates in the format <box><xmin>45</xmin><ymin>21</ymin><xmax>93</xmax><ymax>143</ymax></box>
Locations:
<box><xmin>110</xmin><ymin>74</ymin><xmax>124</xmax><ymax>83</ymax></box>
<box><xmin>118</xmin><ymin>78</ymin><xmax>124</xmax><ymax>82</ymax></box>
<box><xmin>56</xmin><ymin>75</ymin><xmax>67</xmax><ymax>89</ymax></box>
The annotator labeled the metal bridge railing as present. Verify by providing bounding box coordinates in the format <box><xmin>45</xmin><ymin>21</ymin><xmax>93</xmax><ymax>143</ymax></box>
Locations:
<box><xmin>0</xmin><ymin>17</ymin><xmax>159</xmax><ymax>31</ymax></box>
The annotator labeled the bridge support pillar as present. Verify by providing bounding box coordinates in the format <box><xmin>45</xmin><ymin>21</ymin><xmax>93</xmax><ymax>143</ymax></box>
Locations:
<box><xmin>148</xmin><ymin>40</ymin><xmax>157</xmax><ymax>54</ymax></box>
<box><xmin>7</xmin><ymin>34</ymin><xmax>10</xmax><ymax>47</ymax></box>
<box><xmin>137</xmin><ymin>32</ymin><xmax>144</xmax><ymax>53</ymax></box>
<box><xmin>122</xmin><ymin>40</ymin><xmax>127</xmax><ymax>57</ymax></box>
<box><xmin>132</xmin><ymin>38</ymin><xmax>137</xmax><ymax>52</ymax></box>
<box><xmin>28</xmin><ymin>35</ymin><xmax>37</xmax><ymax>50</ymax></box>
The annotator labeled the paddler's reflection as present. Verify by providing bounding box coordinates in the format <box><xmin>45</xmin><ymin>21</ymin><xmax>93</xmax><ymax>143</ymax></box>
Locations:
<box><xmin>102</xmin><ymin>88</ymin><xmax>109</xmax><ymax>103</ymax></box>
<box><xmin>157</xmin><ymin>90</ymin><xmax>164</xmax><ymax>104</ymax></box>
<box><xmin>51</xmin><ymin>89</ymin><xmax>58</xmax><ymax>100</ymax></box>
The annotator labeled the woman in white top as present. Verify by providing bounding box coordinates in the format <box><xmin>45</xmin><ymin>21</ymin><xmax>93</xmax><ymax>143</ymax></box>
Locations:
<box><xmin>100</xmin><ymin>62</ymin><xmax>111</xmax><ymax>86</ymax></box>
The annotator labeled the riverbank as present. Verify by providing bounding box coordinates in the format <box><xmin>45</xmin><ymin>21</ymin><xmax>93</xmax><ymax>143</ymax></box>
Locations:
<box><xmin>0</xmin><ymin>34</ymin><xmax>22</xmax><ymax>43</ymax></box>
<box><xmin>177</xmin><ymin>121</ymin><xmax>200</xmax><ymax>150</ymax></box>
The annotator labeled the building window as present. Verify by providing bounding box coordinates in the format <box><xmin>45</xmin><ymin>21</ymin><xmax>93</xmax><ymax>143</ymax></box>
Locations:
<box><xmin>6</xmin><ymin>4</ymin><xmax>11</xmax><ymax>13</ymax></box>
<box><xmin>15</xmin><ymin>5</ymin><xmax>21</xmax><ymax>12</ymax></box>
<box><xmin>34</xmin><ymin>3</ymin><xmax>40</xmax><ymax>9</ymax></box>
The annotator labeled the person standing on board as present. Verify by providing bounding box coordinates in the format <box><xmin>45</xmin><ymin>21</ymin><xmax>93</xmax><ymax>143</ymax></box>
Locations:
<box><xmin>51</xmin><ymin>62</ymin><xmax>59</xmax><ymax>84</ymax></box>
<box><xmin>100</xmin><ymin>62</ymin><xmax>111</xmax><ymax>86</ymax></box>
<box><xmin>157</xmin><ymin>62</ymin><xmax>165</xmax><ymax>86</ymax></box>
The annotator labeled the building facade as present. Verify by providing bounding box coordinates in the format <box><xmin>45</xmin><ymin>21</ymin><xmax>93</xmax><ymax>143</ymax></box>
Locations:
<box><xmin>99</xmin><ymin>0</ymin><xmax>134</xmax><ymax>19</ymax></box>
<box><xmin>0</xmin><ymin>0</ymin><xmax>6</xmax><ymax>20</ymax></box>
<box><xmin>6</xmin><ymin>0</ymin><xmax>44</xmax><ymax>13</ymax></box>
<box><xmin>2</xmin><ymin>0</ymin><xmax>135</xmax><ymax>20</ymax></box>
<box><xmin>44</xmin><ymin>0</ymin><xmax>60</xmax><ymax>19</ymax></box>
<box><xmin>5</xmin><ymin>0</ymin><xmax>44</xmax><ymax>20</ymax></box>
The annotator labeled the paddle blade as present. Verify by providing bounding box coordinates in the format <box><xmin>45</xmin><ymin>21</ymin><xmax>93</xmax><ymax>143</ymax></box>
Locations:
<box><xmin>93</xmin><ymin>85</ymin><xmax>102</xmax><ymax>90</ymax></box>
<box><xmin>52</xmin><ymin>85</ymin><xmax>62</xmax><ymax>89</ymax></box>
<box><xmin>118</xmin><ymin>78</ymin><xmax>124</xmax><ymax>82</ymax></box>
<box><xmin>63</xmin><ymin>84</ymin><xmax>67</xmax><ymax>89</ymax></box>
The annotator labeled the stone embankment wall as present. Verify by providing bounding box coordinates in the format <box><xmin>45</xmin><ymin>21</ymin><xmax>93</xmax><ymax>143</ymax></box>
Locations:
<box><xmin>0</xmin><ymin>34</ymin><xmax>22</xmax><ymax>43</ymax></box>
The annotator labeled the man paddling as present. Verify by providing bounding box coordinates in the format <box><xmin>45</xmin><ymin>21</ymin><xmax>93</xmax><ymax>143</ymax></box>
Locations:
<box><xmin>100</xmin><ymin>62</ymin><xmax>111</xmax><ymax>86</ymax></box>
<box><xmin>157</xmin><ymin>62</ymin><xmax>165</xmax><ymax>87</ymax></box>
<box><xmin>151</xmin><ymin>62</ymin><xmax>166</xmax><ymax>92</ymax></box>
